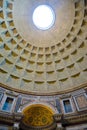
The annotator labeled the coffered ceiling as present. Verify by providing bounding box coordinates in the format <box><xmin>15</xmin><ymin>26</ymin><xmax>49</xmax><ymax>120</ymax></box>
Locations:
<box><xmin>0</xmin><ymin>0</ymin><xmax>87</xmax><ymax>95</ymax></box>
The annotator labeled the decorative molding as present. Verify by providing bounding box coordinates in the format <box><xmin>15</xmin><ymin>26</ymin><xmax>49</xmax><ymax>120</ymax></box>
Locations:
<box><xmin>71</xmin><ymin>89</ymin><xmax>85</xmax><ymax>96</ymax></box>
<box><xmin>59</xmin><ymin>94</ymin><xmax>71</xmax><ymax>99</ymax></box>
<box><xmin>63</xmin><ymin>112</ymin><xmax>87</xmax><ymax>125</ymax></box>
<box><xmin>0</xmin><ymin>111</ymin><xmax>87</xmax><ymax>129</ymax></box>
<box><xmin>0</xmin><ymin>82</ymin><xmax>87</xmax><ymax>96</ymax></box>
<box><xmin>0</xmin><ymin>111</ymin><xmax>23</xmax><ymax>124</ymax></box>
<box><xmin>54</xmin><ymin>111</ymin><xmax>87</xmax><ymax>126</ymax></box>
<box><xmin>0</xmin><ymin>92</ymin><xmax>4</xmax><ymax>102</ymax></box>
<box><xmin>20</xmin><ymin>121</ymin><xmax>57</xmax><ymax>130</ymax></box>
<box><xmin>73</xmin><ymin>93</ymin><xmax>87</xmax><ymax>111</ymax></box>
<box><xmin>6</xmin><ymin>90</ymin><xmax>19</xmax><ymax>97</ymax></box>
<box><xmin>53</xmin><ymin>114</ymin><xmax>63</xmax><ymax>122</ymax></box>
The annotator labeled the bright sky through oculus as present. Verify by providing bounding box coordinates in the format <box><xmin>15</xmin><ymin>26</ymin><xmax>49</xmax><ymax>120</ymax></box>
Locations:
<box><xmin>33</xmin><ymin>5</ymin><xmax>55</xmax><ymax>30</ymax></box>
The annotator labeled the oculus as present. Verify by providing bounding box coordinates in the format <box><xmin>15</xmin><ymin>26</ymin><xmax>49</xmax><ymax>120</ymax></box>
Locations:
<box><xmin>33</xmin><ymin>5</ymin><xmax>55</xmax><ymax>30</ymax></box>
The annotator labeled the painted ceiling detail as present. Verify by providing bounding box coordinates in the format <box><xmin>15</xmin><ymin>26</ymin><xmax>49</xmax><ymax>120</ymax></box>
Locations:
<box><xmin>23</xmin><ymin>104</ymin><xmax>54</xmax><ymax>127</ymax></box>
<box><xmin>0</xmin><ymin>0</ymin><xmax>87</xmax><ymax>95</ymax></box>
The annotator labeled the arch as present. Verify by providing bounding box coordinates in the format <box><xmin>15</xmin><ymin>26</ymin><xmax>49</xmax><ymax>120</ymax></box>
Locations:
<box><xmin>21</xmin><ymin>101</ymin><xmax>58</xmax><ymax>114</ymax></box>
<box><xmin>22</xmin><ymin>104</ymin><xmax>55</xmax><ymax>127</ymax></box>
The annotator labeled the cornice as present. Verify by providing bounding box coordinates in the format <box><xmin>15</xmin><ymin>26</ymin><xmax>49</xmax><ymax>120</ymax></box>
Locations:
<box><xmin>0</xmin><ymin>111</ymin><xmax>87</xmax><ymax>128</ymax></box>
<box><xmin>54</xmin><ymin>111</ymin><xmax>87</xmax><ymax>126</ymax></box>
<box><xmin>63</xmin><ymin>112</ymin><xmax>87</xmax><ymax>125</ymax></box>
<box><xmin>0</xmin><ymin>82</ymin><xmax>87</xmax><ymax>96</ymax></box>
<box><xmin>0</xmin><ymin>111</ymin><xmax>23</xmax><ymax>124</ymax></box>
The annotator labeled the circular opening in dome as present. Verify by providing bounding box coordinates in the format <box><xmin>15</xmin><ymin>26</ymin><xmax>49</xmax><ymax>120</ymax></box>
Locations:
<box><xmin>32</xmin><ymin>5</ymin><xmax>55</xmax><ymax>30</ymax></box>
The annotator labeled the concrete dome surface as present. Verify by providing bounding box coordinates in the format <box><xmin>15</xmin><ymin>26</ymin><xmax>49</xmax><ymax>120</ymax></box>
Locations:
<box><xmin>0</xmin><ymin>0</ymin><xmax>87</xmax><ymax>95</ymax></box>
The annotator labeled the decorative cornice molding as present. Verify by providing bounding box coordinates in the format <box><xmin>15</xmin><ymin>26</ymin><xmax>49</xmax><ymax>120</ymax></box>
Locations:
<box><xmin>6</xmin><ymin>90</ymin><xmax>19</xmax><ymax>97</ymax></box>
<box><xmin>0</xmin><ymin>82</ymin><xmax>87</xmax><ymax>96</ymax></box>
<box><xmin>63</xmin><ymin>112</ymin><xmax>87</xmax><ymax>125</ymax></box>
<box><xmin>54</xmin><ymin>111</ymin><xmax>87</xmax><ymax>126</ymax></box>
<box><xmin>59</xmin><ymin>94</ymin><xmax>71</xmax><ymax>99</ymax></box>
<box><xmin>0</xmin><ymin>111</ymin><xmax>23</xmax><ymax>124</ymax></box>
<box><xmin>0</xmin><ymin>111</ymin><xmax>87</xmax><ymax>129</ymax></box>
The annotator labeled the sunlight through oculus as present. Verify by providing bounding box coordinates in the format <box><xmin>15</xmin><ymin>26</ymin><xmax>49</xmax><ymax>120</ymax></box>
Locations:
<box><xmin>33</xmin><ymin>5</ymin><xmax>55</xmax><ymax>30</ymax></box>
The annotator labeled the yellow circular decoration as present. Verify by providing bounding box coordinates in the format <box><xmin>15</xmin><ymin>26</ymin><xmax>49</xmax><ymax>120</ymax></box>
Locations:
<box><xmin>23</xmin><ymin>104</ymin><xmax>54</xmax><ymax>127</ymax></box>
